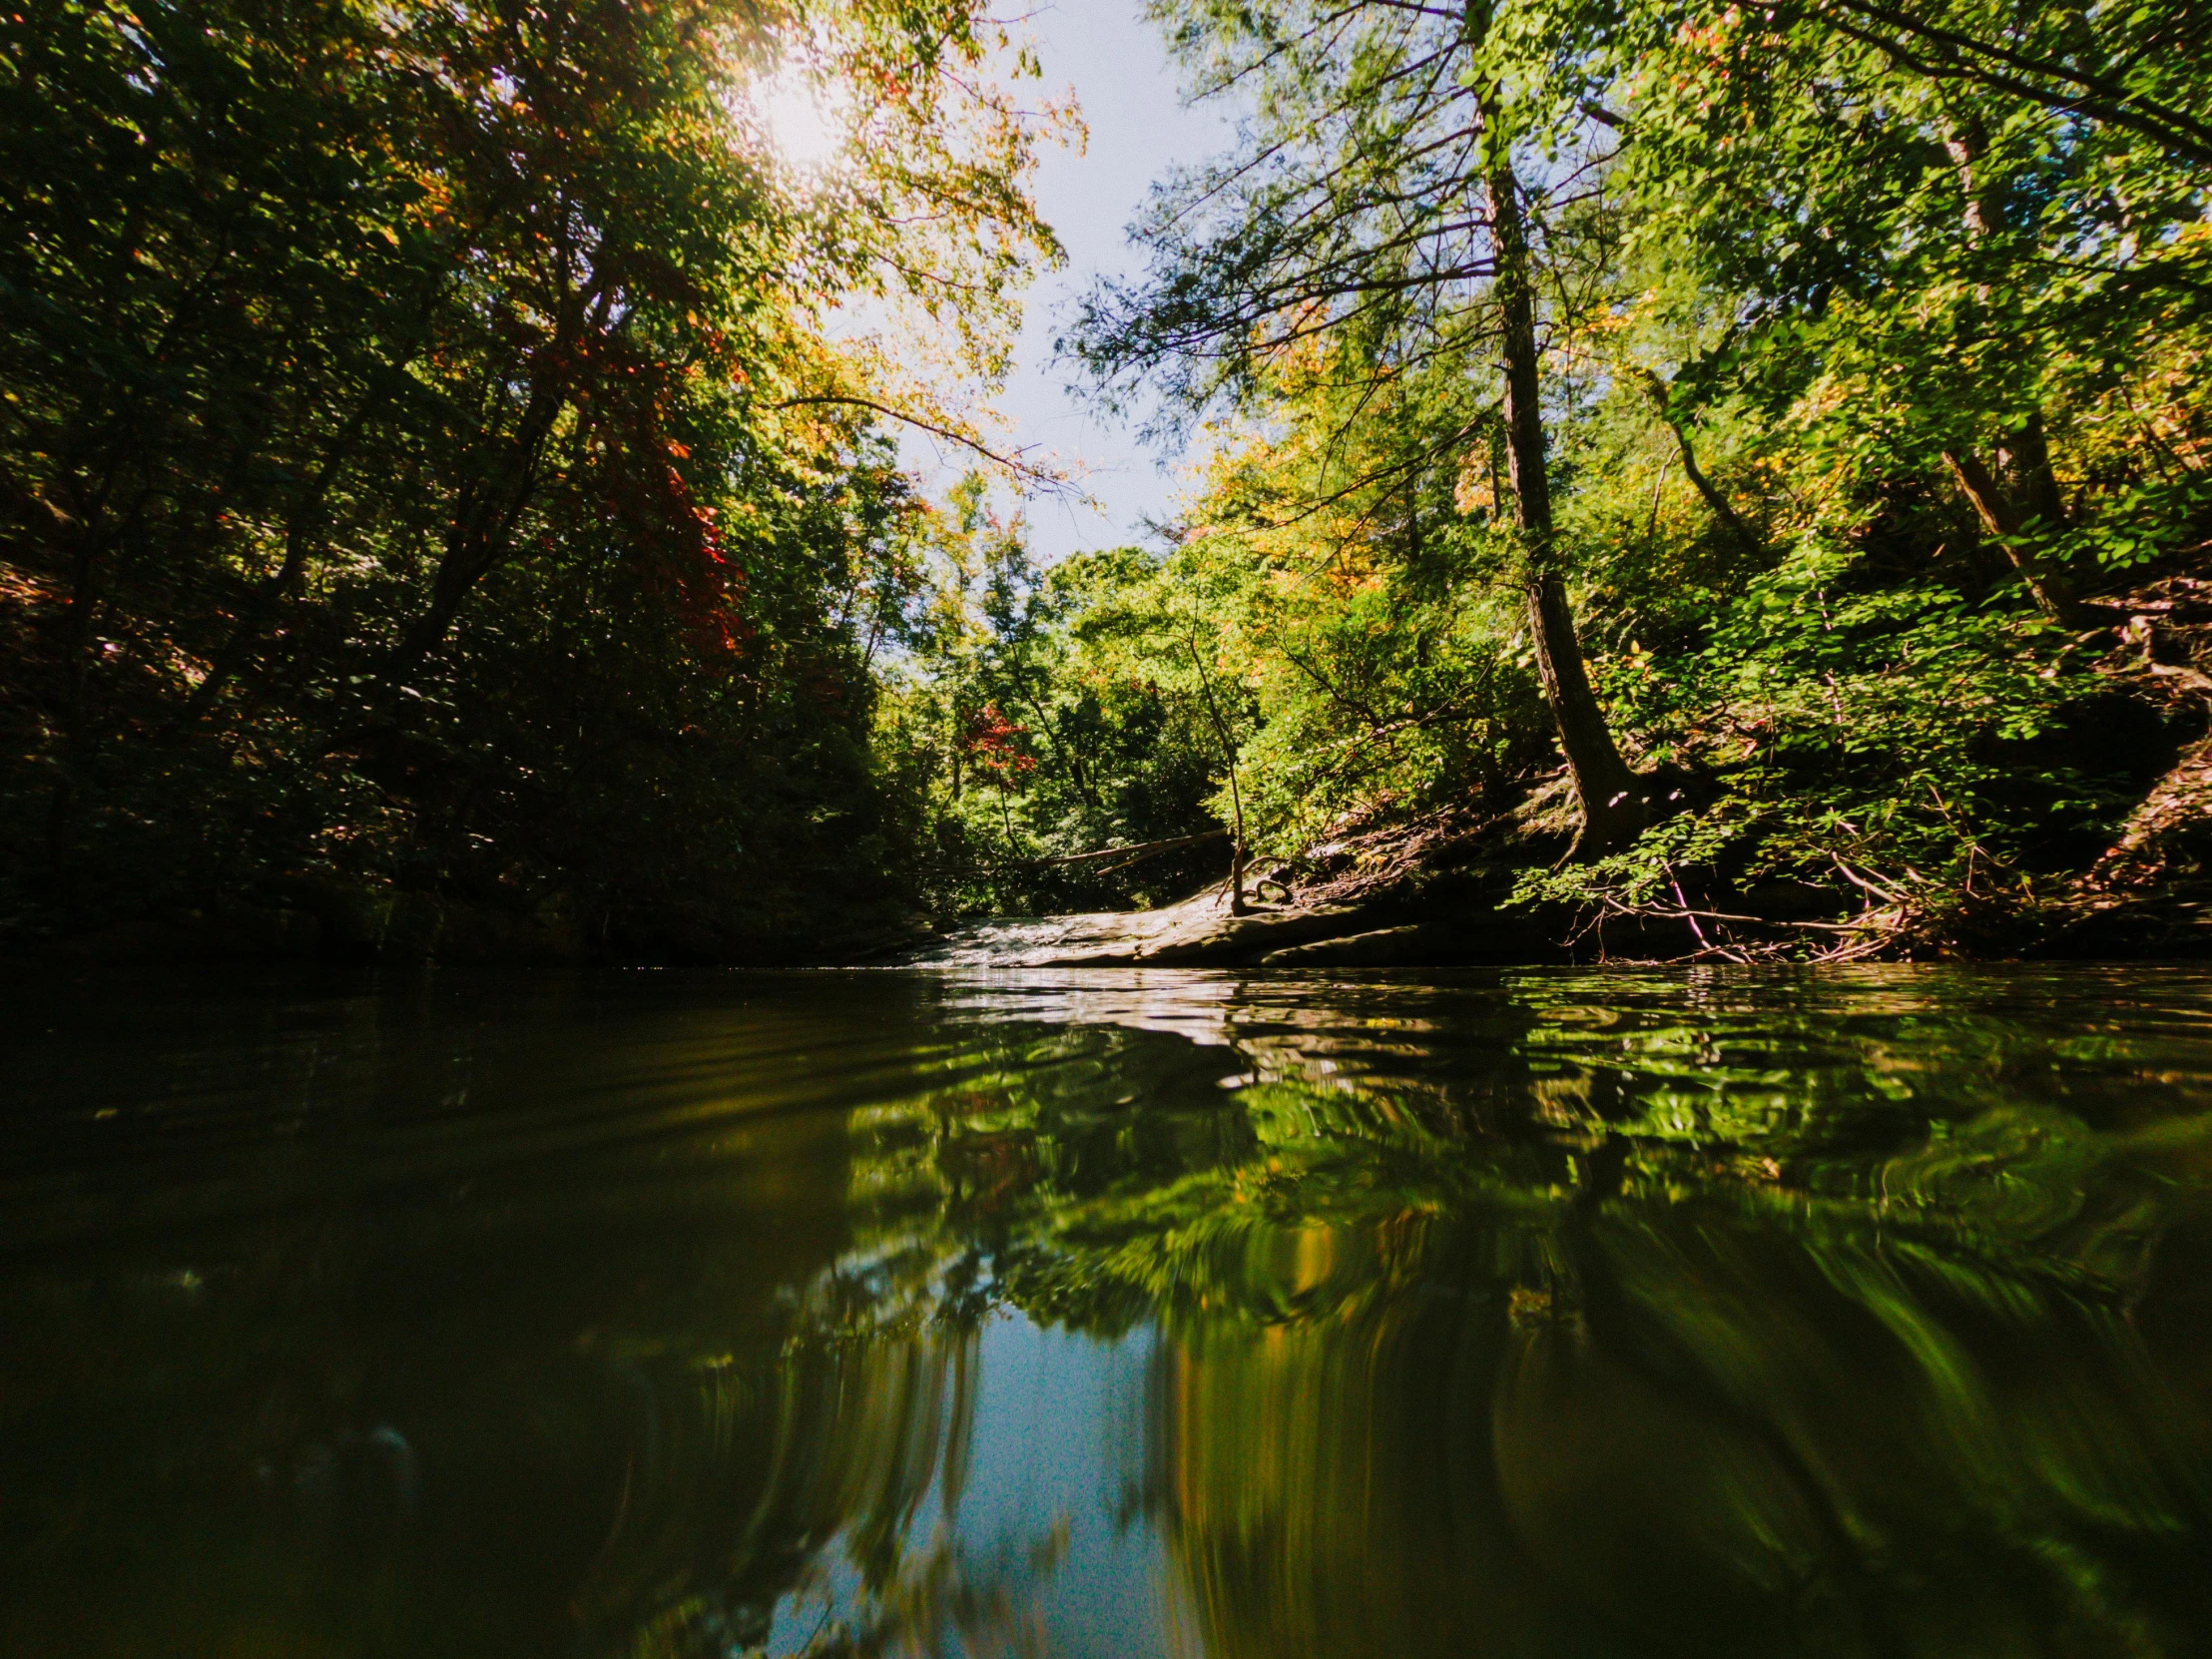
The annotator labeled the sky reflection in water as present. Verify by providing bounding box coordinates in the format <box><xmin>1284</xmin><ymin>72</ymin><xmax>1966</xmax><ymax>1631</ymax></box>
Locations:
<box><xmin>5</xmin><ymin>965</ymin><xmax>2212</xmax><ymax>1657</ymax></box>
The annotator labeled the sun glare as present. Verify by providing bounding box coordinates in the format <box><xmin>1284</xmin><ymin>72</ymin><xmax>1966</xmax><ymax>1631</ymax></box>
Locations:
<box><xmin>759</xmin><ymin>69</ymin><xmax>846</xmax><ymax>172</ymax></box>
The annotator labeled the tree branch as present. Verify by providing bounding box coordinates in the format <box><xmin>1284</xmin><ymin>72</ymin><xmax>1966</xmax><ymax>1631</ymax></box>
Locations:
<box><xmin>774</xmin><ymin>396</ymin><xmax>1070</xmax><ymax>492</ymax></box>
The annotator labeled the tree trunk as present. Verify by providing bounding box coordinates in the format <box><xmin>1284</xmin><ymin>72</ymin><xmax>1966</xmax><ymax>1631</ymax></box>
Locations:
<box><xmin>390</xmin><ymin>372</ymin><xmax>566</xmax><ymax>676</ymax></box>
<box><xmin>1941</xmin><ymin>446</ymin><xmax>2083</xmax><ymax>625</ymax></box>
<box><xmin>1998</xmin><ymin>411</ymin><xmax>2068</xmax><ymax>532</ymax></box>
<box><xmin>1185</xmin><ymin>627</ymin><xmax>1249</xmax><ymax>913</ymax></box>
<box><xmin>1670</xmin><ymin>426</ymin><xmax>1766</xmax><ymax>561</ymax></box>
<box><xmin>1485</xmin><ymin>152</ymin><xmax>1645</xmax><ymax>854</ymax></box>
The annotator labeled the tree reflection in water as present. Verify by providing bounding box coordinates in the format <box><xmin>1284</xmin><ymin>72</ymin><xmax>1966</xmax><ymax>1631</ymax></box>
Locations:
<box><xmin>3</xmin><ymin>967</ymin><xmax>2211</xmax><ymax>1656</ymax></box>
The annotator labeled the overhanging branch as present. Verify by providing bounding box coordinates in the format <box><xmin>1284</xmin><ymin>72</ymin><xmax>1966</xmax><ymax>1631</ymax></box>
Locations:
<box><xmin>774</xmin><ymin>395</ymin><xmax>1072</xmax><ymax>492</ymax></box>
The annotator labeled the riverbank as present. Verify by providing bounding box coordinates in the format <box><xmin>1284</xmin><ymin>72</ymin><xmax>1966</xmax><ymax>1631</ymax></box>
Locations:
<box><xmin>900</xmin><ymin>805</ymin><xmax>2212</xmax><ymax>970</ymax></box>
<box><xmin>18</xmin><ymin>774</ymin><xmax>2212</xmax><ymax>971</ymax></box>
<box><xmin>17</xmin><ymin>584</ymin><xmax>2212</xmax><ymax>974</ymax></box>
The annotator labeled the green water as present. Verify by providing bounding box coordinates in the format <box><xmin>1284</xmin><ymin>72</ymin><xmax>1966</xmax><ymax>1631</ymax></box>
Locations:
<box><xmin>5</xmin><ymin>966</ymin><xmax>2212</xmax><ymax>1658</ymax></box>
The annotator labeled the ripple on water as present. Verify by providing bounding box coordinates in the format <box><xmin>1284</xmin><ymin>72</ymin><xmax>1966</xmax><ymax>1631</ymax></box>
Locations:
<box><xmin>5</xmin><ymin>963</ymin><xmax>2212</xmax><ymax>1657</ymax></box>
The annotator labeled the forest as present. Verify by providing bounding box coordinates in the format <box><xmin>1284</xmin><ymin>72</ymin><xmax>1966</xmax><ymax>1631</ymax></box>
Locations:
<box><xmin>4</xmin><ymin>0</ymin><xmax>2210</xmax><ymax>963</ymax></box>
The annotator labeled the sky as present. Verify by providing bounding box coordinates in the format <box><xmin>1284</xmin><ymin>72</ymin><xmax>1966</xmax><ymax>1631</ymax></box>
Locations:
<box><xmin>959</xmin><ymin>2</ymin><xmax>1232</xmax><ymax>561</ymax></box>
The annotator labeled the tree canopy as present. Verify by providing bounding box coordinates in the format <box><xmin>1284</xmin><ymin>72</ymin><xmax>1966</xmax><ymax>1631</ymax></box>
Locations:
<box><xmin>5</xmin><ymin>0</ymin><xmax>2211</xmax><ymax>960</ymax></box>
<box><xmin>1</xmin><ymin>0</ymin><xmax>1057</xmax><ymax>955</ymax></box>
<box><xmin>1020</xmin><ymin>0</ymin><xmax>2212</xmax><ymax>951</ymax></box>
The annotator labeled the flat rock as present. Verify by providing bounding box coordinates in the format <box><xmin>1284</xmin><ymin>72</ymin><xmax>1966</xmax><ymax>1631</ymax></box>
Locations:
<box><xmin>900</xmin><ymin>891</ymin><xmax>1377</xmax><ymax>967</ymax></box>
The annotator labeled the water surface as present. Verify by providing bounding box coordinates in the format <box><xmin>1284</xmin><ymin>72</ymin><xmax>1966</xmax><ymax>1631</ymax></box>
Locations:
<box><xmin>6</xmin><ymin>965</ymin><xmax>2212</xmax><ymax>1657</ymax></box>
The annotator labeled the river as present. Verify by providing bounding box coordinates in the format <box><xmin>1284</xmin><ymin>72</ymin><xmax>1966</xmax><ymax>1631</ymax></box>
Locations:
<box><xmin>5</xmin><ymin>965</ymin><xmax>2212</xmax><ymax>1657</ymax></box>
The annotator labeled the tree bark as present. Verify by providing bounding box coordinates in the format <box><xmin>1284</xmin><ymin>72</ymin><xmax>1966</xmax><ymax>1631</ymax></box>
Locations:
<box><xmin>1941</xmin><ymin>446</ymin><xmax>2083</xmax><ymax>624</ymax></box>
<box><xmin>1485</xmin><ymin>151</ymin><xmax>1645</xmax><ymax>854</ymax></box>
<box><xmin>1671</xmin><ymin>427</ymin><xmax>1767</xmax><ymax>560</ymax></box>
<box><xmin>1997</xmin><ymin>410</ymin><xmax>2068</xmax><ymax>532</ymax></box>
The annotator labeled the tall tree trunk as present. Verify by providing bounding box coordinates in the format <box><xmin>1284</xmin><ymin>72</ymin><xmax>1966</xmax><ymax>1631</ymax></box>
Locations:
<box><xmin>1998</xmin><ymin>411</ymin><xmax>2069</xmax><ymax>532</ymax></box>
<box><xmin>1484</xmin><ymin>150</ymin><xmax>1645</xmax><ymax>854</ymax></box>
<box><xmin>390</xmin><ymin>370</ymin><xmax>568</xmax><ymax>676</ymax></box>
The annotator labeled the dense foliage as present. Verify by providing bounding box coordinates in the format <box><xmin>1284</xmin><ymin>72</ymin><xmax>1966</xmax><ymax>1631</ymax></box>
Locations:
<box><xmin>869</xmin><ymin>491</ymin><xmax>1249</xmax><ymax>914</ymax></box>
<box><xmin>0</xmin><ymin>0</ymin><xmax>1052</xmax><ymax>956</ymax></box>
<box><xmin>1022</xmin><ymin>0</ymin><xmax>2212</xmax><ymax>953</ymax></box>
<box><xmin>6</xmin><ymin>0</ymin><xmax>2211</xmax><ymax>958</ymax></box>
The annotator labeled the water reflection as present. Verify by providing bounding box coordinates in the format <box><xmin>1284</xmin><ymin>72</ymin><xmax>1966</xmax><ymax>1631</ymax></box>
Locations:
<box><xmin>5</xmin><ymin>967</ymin><xmax>2212</xmax><ymax>1655</ymax></box>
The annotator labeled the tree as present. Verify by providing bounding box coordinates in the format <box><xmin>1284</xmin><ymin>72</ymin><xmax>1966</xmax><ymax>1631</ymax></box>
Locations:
<box><xmin>1598</xmin><ymin>0</ymin><xmax>2212</xmax><ymax>622</ymax></box>
<box><xmin>0</xmin><ymin>0</ymin><xmax>1059</xmax><ymax>950</ymax></box>
<box><xmin>1072</xmin><ymin>0</ymin><xmax>1649</xmax><ymax>851</ymax></box>
<box><xmin>1033</xmin><ymin>0</ymin><xmax>2212</xmax><ymax>944</ymax></box>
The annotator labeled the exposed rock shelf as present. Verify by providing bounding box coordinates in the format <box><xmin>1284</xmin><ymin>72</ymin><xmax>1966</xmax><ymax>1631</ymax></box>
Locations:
<box><xmin>899</xmin><ymin>888</ymin><xmax>1409</xmax><ymax>968</ymax></box>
